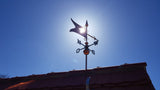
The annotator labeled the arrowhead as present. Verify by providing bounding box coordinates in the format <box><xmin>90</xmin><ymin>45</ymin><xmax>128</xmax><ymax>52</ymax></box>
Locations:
<box><xmin>85</xmin><ymin>20</ymin><xmax>88</xmax><ymax>27</ymax></box>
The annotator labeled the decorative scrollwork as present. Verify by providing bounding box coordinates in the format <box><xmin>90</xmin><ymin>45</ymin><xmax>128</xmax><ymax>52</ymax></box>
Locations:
<box><xmin>94</xmin><ymin>40</ymin><xmax>99</xmax><ymax>46</ymax></box>
<box><xmin>91</xmin><ymin>50</ymin><xmax>95</xmax><ymax>55</ymax></box>
<box><xmin>76</xmin><ymin>39</ymin><xmax>97</xmax><ymax>55</ymax></box>
<box><xmin>76</xmin><ymin>48</ymin><xmax>80</xmax><ymax>53</ymax></box>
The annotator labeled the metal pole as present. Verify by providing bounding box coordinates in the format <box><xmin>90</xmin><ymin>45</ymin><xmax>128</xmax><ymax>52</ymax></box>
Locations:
<box><xmin>85</xmin><ymin>54</ymin><xmax>87</xmax><ymax>70</ymax></box>
<box><xmin>85</xmin><ymin>23</ymin><xmax>88</xmax><ymax>71</ymax></box>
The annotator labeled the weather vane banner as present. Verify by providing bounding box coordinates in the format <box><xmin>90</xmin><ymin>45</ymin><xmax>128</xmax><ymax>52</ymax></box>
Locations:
<box><xmin>70</xmin><ymin>18</ymin><xmax>88</xmax><ymax>40</ymax></box>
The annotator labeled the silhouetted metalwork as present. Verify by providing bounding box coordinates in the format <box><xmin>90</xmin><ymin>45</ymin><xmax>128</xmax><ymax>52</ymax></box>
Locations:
<box><xmin>70</xmin><ymin>18</ymin><xmax>99</xmax><ymax>70</ymax></box>
<box><xmin>76</xmin><ymin>39</ymin><xmax>98</xmax><ymax>55</ymax></box>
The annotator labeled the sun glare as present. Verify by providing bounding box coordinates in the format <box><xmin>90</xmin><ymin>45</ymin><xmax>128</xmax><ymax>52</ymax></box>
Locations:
<box><xmin>79</xmin><ymin>27</ymin><xmax>86</xmax><ymax>33</ymax></box>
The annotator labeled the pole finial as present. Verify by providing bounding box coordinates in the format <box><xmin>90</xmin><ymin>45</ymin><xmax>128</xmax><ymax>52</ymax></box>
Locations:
<box><xmin>85</xmin><ymin>20</ymin><xmax>88</xmax><ymax>27</ymax></box>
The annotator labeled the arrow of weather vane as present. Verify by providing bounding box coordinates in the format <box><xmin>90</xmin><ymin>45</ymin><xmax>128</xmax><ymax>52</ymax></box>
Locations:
<box><xmin>69</xmin><ymin>18</ymin><xmax>99</xmax><ymax>70</ymax></box>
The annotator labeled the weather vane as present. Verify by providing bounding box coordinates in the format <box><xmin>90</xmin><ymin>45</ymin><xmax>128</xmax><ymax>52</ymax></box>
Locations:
<box><xmin>70</xmin><ymin>18</ymin><xmax>99</xmax><ymax>70</ymax></box>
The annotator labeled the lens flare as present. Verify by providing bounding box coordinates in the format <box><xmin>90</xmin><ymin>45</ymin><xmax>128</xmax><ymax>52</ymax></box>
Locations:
<box><xmin>79</xmin><ymin>27</ymin><xmax>86</xmax><ymax>33</ymax></box>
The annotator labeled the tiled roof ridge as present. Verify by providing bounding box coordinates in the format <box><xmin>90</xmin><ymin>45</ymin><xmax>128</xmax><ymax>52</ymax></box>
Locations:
<box><xmin>1</xmin><ymin>62</ymin><xmax>146</xmax><ymax>81</ymax></box>
<box><xmin>1</xmin><ymin>62</ymin><xmax>155</xmax><ymax>90</ymax></box>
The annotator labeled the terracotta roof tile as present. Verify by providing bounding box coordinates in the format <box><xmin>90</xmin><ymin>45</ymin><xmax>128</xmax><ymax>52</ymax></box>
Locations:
<box><xmin>0</xmin><ymin>62</ymin><xmax>155</xmax><ymax>90</ymax></box>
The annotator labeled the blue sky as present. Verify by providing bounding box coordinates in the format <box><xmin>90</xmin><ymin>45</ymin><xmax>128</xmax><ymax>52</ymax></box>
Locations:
<box><xmin>0</xmin><ymin>0</ymin><xmax>159</xmax><ymax>89</ymax></box>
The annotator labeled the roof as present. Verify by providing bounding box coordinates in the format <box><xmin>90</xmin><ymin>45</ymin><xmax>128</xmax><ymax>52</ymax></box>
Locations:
<box><xmin>0</xmin><ymin>62</ymin><xmax>155</xmax><ymax>90</ymax></box>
